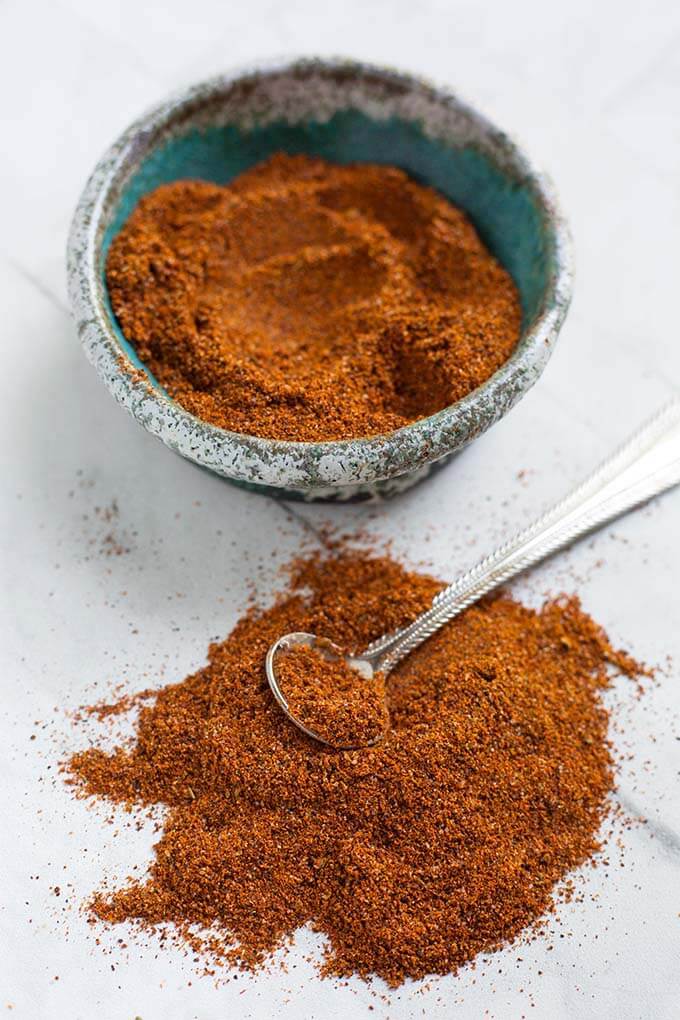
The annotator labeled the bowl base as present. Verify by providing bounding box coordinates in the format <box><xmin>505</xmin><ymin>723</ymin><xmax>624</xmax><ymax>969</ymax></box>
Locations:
<box><xmin>218</xmin><ymin>453</ymin><xmax>456</xmax><ymax>502</ymax></box>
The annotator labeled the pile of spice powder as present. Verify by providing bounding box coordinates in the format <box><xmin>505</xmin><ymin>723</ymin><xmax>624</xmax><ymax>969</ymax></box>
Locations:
<box><xmin>276</xmin><ymin>642</ymin><xmax>389</xmax><ymax>748</ymax></box>
<box><xmin>106</xmin><ymin>153</ymin><xmax>521</xmax><ymax>442</ymax></box>
<box><xmin>66</xmin><ymin>550</ymin><xmax>644</xmax><ymax>986</ymax></box>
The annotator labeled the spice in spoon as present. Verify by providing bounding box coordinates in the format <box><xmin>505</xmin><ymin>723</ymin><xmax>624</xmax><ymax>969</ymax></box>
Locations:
<box><xmin>276</xmin><ymin>641</ymin><xmax>388</xmax><ymax>747</ymax></box>
<box><xmin>106</xmin><ymin>154</ymin><xmax>521</xmax><ymax>442</ymax></box>
<box><xmin>66</xmin><ymin>549</ymin><xmax>645</xmax><ymax>986</ymax></box>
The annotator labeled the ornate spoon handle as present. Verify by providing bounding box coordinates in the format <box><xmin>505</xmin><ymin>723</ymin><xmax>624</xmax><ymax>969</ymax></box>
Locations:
<box><xmin>368</xmin><ymin>398</ymin><xmax>680</xmax><ymax>675</ymax></box>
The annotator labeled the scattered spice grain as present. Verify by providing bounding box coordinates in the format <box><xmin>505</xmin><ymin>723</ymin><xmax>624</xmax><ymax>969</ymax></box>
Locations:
<box><xmin>66</xmin><ymin>550</ymin><xmax>644</xmax><ymax>985</ymax></box>
<box><xmin>106</xmin><ymin>154</ymin><xmax>521</xmax><ymax>441</ymax></box>
<box><xmin>276</xmin><ymin>642</ymin><xmax>388</xmax><ymax>747</ymax></box>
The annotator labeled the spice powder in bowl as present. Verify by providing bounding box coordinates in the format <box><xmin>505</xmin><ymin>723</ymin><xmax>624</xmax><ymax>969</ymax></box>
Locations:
<box><xmin>66</xmin><ymin>548</ymin><xmax>646</xmax><ymax>986</ymax></box>
<box><xmin>106</xmin><ymin>154</ymin><xmax>522</xmax><ymax>442</ymax></box>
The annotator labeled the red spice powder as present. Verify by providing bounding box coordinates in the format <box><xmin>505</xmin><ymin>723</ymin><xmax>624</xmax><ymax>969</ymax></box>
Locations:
<box><xmin>276</xmin><ymin>642</ymin><xmax>388</xmax><ymax>748</ymax></box>
<box><xmin>106</xmin><ymin>154</ymin><xmax>521</xmax><ymax>442</ymax></box>
<box><xmin>66</xmin><ymin>551</ymin><xmax>643</xmax><ymax>985</ymax></box>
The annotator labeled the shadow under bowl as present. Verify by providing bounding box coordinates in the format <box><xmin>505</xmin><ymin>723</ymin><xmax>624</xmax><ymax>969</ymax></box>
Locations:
<box><xmin>67</xmin><ymin>57</ymin><xmax>572</xmax><ymax>502</ymax></box>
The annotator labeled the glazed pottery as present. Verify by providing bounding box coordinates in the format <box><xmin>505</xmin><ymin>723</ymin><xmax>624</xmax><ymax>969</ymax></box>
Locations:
<box><xmin>68</xmin><ymin>57</ymin><xmax>572</xmax><ymax>501</ymax></box>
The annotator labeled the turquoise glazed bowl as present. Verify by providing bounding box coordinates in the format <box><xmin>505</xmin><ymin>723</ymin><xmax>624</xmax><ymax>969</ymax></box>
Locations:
<box><xmin>68</xmin><ymin>57</ymin><xmax>572</xmax><ymax>501</ymax></box>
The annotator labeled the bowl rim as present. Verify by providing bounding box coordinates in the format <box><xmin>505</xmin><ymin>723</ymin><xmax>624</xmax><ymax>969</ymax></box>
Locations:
<box><xmin>67</xmin><ymin>55</ymin><xmax>573</xmax><ymax>490</ymax></box>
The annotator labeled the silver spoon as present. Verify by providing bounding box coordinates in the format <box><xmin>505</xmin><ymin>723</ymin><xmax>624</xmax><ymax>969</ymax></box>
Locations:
<box><xmin>267</xmin><ymin>399</ymin><xmax>680</xmax><ymax>748</ymax></box>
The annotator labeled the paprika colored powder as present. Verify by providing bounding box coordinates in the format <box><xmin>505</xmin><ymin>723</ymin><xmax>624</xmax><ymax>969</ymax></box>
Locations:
<box><xmin>106</xmin><ymin>154</ymin><xmax>521</xmax><ymax>442</ymax></box>
<box><xmin>275</xmin><ymin>642</ymin><xmax>388</xmax><ymax>748</ymax></box>
<box><xmin>66</xmin><ymin>549</ymin><xmax>643</xmax><ymax>986</ymax></box>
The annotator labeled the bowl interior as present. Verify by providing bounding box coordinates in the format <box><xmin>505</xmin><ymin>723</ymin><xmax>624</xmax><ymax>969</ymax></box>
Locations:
<box><xmin>101</xmin><ymin>111</ymin><xmax>549</xmax><ymax>384</ymax></box>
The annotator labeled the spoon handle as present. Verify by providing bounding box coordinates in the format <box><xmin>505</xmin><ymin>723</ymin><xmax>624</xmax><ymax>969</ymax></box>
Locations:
<box><xmin>370</xmin><ymin>397</ymin><xmax>680</xmax><ymax>674</ymax></box>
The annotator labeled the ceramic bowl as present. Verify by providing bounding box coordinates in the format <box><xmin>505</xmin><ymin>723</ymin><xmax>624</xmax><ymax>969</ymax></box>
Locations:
<box><xmin>68</xmin><ymin>57</ymin><xmax>572</xmax><ymax>502</ymax></box>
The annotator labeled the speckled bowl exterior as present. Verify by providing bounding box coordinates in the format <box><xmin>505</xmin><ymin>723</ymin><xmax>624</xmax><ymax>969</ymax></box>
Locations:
<box><xmin>67</xmin><ymin>57</ymin><xmax>572</xmax><ymax>502</ymax></box>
